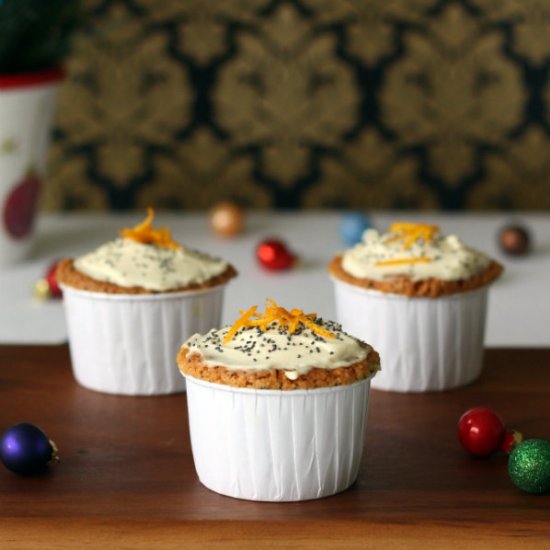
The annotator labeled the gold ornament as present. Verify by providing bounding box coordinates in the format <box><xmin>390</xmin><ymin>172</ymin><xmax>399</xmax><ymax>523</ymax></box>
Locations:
<box><xmin>209</xmin><ymin>201</ymin><xmax>245</xmax><ymax>238</ymax></box>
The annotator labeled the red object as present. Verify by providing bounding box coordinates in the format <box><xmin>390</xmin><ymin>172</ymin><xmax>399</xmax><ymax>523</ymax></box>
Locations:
<box><xmin>45</xmin><ymin>261</ymin><xmax>63</xmax><ymax>299</ymax></box>
<box><xmin>0</xmin><ymin>67</ymin><xmax>65</xmax><ymax>90</ymax></box>
<box><xmin>256</xmin><ymin>239</ymin><xmax>295</xmax><ymax>271</ymax></box>
<box><xmin>457</xmin><ymin>407</ymin><xmax>506</xmax><ymax>457</ymax></box>
<box><xmin>3</xmin><ymin>171</ymin><xmax>41</xmax><ymax>239</ymax></box>
<box><xmin>500</xmin><ymin>429</ymin><xmax>523</xmax><ymax>454</ymax></box>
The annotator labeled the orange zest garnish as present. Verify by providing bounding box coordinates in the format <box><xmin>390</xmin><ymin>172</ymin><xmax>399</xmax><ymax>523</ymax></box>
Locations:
<box><xmin>223</xmin><ymin>305</ymin><xmax>259</xmax><ymax>344</ymax></box>
<box><xmin>223</xmin><ymin>299</ymin><xmax>335</xmax><ymax>343</ymax></box>
<box><xmin>120</xmin><ymin>208</ymin><xmax>181</xmax><ymax>249</ymax></box>
<box><xmin>386</xmin><ymin>222</ymin><xmax>439</xmax><ymax>250</ymax></box>
<box><xmin>375</xmin><ymin>257</ymin><xmax>432</xmax><ymax>267</ymax></box>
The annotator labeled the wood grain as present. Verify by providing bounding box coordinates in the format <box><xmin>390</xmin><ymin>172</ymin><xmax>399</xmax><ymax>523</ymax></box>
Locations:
<box><xmin>0</xmin><ymin>346</ymin><xmax>549</xmax><ymax>548</ymax></box>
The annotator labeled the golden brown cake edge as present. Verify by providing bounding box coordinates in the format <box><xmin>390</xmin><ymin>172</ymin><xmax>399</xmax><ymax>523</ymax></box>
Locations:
<box><xmin>56</xmin><ymin>258</ymin><xmax>238</xmax><ymax>294</ymax></box>
<box><xmin>177</xmin><ymin>345</ymin><xmax>381</xmax><ymax>390</ymax></box>
<box><xmin>328</xmin><ymin>255</ymin><xmax>503</xmax><ymax>298</ymax></box>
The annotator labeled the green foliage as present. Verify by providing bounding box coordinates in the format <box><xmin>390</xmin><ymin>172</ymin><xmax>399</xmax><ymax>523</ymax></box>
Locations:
<box><xmin>0</xmin><ymin>0</ymin><xmax>81</xmax><ymax>74</ymax></box>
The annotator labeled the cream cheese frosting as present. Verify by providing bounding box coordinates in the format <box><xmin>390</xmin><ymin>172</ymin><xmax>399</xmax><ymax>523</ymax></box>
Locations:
<box><xmin>342</xmin><ymin>226</ymin><xmax>491</xmax><ymax>282</ymax></box>
<box><xmin>183</xmin><ymin>320</ymin><xmax>370</xmax><ymax>379</ymax></box>
<box><xmin>74</xmin><ymin>238</ymin><xmax>229</xmax><ymax>291</ymax></box>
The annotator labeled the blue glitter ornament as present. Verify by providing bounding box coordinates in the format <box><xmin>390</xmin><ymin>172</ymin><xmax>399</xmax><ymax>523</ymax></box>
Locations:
<box><xmin>0</xmin><ymin>423</ymin><xmax>58</xmax><ymax>476</ymax></box>
<box><xmin>340</xmin><ymin>212</ymin><xmax>372</xmax><ymax>247</ymax></box>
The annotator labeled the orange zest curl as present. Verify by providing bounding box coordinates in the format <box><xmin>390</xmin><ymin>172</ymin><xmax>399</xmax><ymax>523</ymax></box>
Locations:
<box><xmin>223</xmin><ymin>305</ymin><xmax>259</xmax><ymax>344</ymax></box>
<box><xmin>386</xmin><ymin>222</ymin><xmax>439</xmax><ymax>250</ymax></box>
<box><xmin>223</xmin><ymin>299</ymin><xmax>335</xmax><ymax>343</ymax></box>
<box><xmin>120</xmin><ymin>208</ymin><xmax>181</xmax><ymax>249</ymax></box>
<box><xmin>375</xmin><ymin>256</ymin><xmax>432</xmax><ymax>267</ymax></box>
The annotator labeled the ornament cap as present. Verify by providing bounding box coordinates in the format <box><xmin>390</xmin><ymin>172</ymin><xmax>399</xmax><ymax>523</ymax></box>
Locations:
<box><xmin>48</xmin><ymin>439</ymin><xmax>60</xmax><ymax>465</ymax></box>
<box><xmin>501</xmin><ymin>429</ymin><xmax>523</xmax><ymax>454</ymax></box>
<box><xmin>33</xmin><ymin>279</ymin><xmax>51</xmax><ymax>300</ymax></box>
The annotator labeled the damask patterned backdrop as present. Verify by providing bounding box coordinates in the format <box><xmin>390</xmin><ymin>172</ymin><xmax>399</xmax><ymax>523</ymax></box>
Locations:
<box><xmin>41</xmin><ymin>0</ymin><xmax>550</xmax><ymax>211</ymax></box>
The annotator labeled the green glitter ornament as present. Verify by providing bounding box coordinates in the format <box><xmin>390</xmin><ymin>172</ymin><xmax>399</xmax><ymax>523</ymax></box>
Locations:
<box><xmin>508</xmin><ymin>439</ymin><xmax>550</xmax><ymax>494</ymax></box>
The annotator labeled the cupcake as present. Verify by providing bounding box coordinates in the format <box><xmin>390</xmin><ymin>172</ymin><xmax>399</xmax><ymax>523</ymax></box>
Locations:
<box><xmin>177</xmin><ymin>299</ymin><xmax>380</xmax><ymax>502</ymax></box>
<box><xmin>57</xmin><ymin>209</ymin><xmax>237</xmax><ymax>396</ymax></box>
<box><xmin>329</xmin><ymin>222</ymin><xmax>503</xmax><ymax>392</ymax></box>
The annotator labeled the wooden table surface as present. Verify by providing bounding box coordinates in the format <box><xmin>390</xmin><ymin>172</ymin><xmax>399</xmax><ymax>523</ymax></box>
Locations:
<box><xmin>0</xmin><ymin>346</ymin><xmax>549</xmax><ymax>549</ymax></box>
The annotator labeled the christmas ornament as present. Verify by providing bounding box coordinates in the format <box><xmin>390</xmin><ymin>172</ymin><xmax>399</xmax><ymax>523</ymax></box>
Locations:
<box><xmin>209</xmin><ymin>201</ymin><xmax>245</xmax><ymax>238</ymax></box>
<box><xmin>498</xmin><ymin>224</ymin><xmax>531</xmax><ymax>256</ymax></box>
<box><xmin>0</xmin><ymin>423</ymin><xmax>58</xmax><ymax>476</ymax></box>
<box><xmin>256</xmin><ymin>239</ymin><xmax>295</xmax><ymax>271</ymax></box>
<box><xmin>33</xmin><ymin>260</ymin><xmax>62</xmax><ymax>300</ymax></box>
<box><xmin>508</xmin><ymin>439</ymin><xmax>550</xmax><ymax>494</ymax></box>
<box><xmin>458</xmin><ymin>407</ymin><xmax>509</xmax><ymax>457</ymax></box>
<box><xmin>340</xmin><ymin>212</ymin><xmax>371</xmax><ymax>247</ymax></box>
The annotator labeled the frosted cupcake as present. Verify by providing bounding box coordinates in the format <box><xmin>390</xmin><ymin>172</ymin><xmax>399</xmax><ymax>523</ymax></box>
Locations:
<box><xmin>329</xmin><ymin>222</ymin><xmax>503</xmax><ymax>392</ymax></box>
<box><xmin>57</xmin><ymin>209</ymin><xmax>237</xmax><ymax>396</ymax></box>
<box><xmin>177</xmin><ymin>299</ymin><xmax>380</xmax><ymax>501</ymax></box>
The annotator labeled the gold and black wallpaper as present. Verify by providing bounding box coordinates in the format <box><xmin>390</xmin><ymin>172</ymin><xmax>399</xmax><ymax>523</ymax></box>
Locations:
<box><xmin>42</xmin><ymin>0</ymin><xmax>550</xmax><ymax>211</ymax></box>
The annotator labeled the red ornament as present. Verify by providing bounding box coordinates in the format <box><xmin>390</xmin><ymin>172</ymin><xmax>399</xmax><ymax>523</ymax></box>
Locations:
<box><xmin>45</xmin><ymin>261</ymin><xmax>63</xmax><ymax>298</ymax></box>
<box><xmin>34</xmin><ymin>260</ymin><xmax>63</xmax><ymax>300</ymax></box>
<box><xmin>256</xmin><ymin>239</ymin><xmax>295</xmax><ymax>271</ymax></box>
<box><xmin>458</xmin><ymin>407</ymin><xmax>506</xmax><ymax>457</ymax></box>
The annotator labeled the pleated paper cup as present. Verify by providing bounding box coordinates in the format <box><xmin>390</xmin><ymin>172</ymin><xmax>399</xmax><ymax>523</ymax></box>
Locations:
<box><xmin>184</xmin><ymin>375</ymin><xmax>374</xmax><ymax>502</ymax></box>
<box><xmin>61</xmin><ymin>284</ymin><xmax>226</xmax><ymax>396</ymax></box>
<box><xmin>332</xmin><ymin>278</ymin><xmax>490</xmax><ymax>392</ymax></box>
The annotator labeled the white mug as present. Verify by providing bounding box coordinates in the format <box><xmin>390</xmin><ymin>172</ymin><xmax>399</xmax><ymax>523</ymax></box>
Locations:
<box><xmin>0</xmin><ymin>68</ymin><xmax>63</xmax><ymax>265</ymax></box>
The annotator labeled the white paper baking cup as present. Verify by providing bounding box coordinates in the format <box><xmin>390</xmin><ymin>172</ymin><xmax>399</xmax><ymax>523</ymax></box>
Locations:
<box><xmin>61</xmin><ymin>284</ymin><xmax>226</xmax><ymax>396</ymax></box>
<box><xmin>184</xmin><ymin>375</ymin><xmax>373</xmax><ymax>502</ymax></box>
<box><xmin>332</xmin><ymin>278</ymin><xmax>490</xmax><ymax>392</ymax></box>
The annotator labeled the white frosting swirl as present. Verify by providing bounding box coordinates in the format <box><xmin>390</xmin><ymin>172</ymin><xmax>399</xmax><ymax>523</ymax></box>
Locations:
<box><xmin>342</xmin><ymin>228</ymin><xmax>491</xmax><ymax>281</ymax></box>
<box><xmin>183</xmin><ymin>320</ymin><xmax>370</xmax><ymax>379</ymax></box>
<box><xmin>74</xmin><ymin>238</ymin><xmax>228</xmax><ymax>291</ymax></box>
